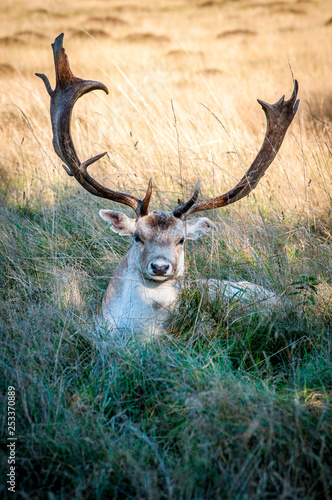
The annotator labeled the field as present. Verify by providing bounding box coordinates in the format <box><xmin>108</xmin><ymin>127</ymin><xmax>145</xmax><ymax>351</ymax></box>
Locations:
<box><xmin>1</xmin><ymin>0</ymin><xmax>332</xmax><ymax>498</ymax></box>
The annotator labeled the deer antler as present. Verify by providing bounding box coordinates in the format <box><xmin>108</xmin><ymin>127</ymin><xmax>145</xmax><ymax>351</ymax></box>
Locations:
<box><xmin>173</xmin><ymin>81</ymin><xmax>299</xmax><ymax>218</ymax></box>
<box><xmin>36</xmin><ymin>33</ymin><xmax>152</xmax><ymax>217</ymax></box>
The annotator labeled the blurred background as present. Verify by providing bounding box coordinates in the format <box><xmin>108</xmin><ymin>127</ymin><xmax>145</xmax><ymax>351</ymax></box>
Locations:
<box><xmin>1</xmin><ymin>0</ymin><xmax>331</xmax><ymax>212</ymax></box>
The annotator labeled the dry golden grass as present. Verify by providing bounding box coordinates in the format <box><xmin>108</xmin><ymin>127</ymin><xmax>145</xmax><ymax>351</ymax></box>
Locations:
<box><xmin>0</xmin><ymin>0</ymin><xmax>331</xmax><ymax>215</ymax></box>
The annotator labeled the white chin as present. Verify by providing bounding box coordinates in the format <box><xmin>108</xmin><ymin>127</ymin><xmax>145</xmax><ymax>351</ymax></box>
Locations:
<box><xmin>145</xmin><ymin>273</ymin><xmax>173</xmax><ymax>282</ymax></box>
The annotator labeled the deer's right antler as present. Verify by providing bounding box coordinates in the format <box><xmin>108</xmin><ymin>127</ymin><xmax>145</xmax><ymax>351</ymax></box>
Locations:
<box><xmin>36</xmin><ymin>33</ymin><xmax>152</xmax><ymax>217</ymax></box>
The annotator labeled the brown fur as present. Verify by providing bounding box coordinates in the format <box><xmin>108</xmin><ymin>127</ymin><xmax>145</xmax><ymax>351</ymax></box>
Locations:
<box><xmin>142</xmin><ymin>212</ymin><xmax>180</xmax><ymax>231</ymax></box>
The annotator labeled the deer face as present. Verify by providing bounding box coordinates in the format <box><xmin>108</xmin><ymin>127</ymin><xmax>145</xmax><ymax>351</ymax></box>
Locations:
<box><xmin>99</xmin><ymin>210</ymin><xmax>217</xmax><ymax>282</ymax></box>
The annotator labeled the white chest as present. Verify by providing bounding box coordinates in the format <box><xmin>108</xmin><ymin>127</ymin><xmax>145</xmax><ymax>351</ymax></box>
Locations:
<box><xmin>102</xmin><ymin>275</ymin><xmax>179</xmax><ymax>335</ymax></box>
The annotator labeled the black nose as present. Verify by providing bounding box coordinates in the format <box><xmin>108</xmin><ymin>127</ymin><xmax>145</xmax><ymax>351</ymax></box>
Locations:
<box><xmin>151</xmin><ymin>263</ymin><xmax>170</xmax><ymax>276</ymax></box>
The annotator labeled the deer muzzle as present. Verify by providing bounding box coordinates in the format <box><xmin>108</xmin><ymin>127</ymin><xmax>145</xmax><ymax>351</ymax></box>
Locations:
<box><xmin>146</xmin><ymin>257</ymin><xmax>174</xmax><ymax>281</ymax></box>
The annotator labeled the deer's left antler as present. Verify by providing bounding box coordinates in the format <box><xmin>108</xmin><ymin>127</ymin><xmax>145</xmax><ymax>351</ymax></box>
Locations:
<box><xmin>173</xmin><ymin>81</ymin><xmax>299</xmax><ymax>218</ymax></box>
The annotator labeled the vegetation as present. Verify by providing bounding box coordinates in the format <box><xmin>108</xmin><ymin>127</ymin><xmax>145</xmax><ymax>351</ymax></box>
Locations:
<box><xmin>0</xmin><ymin>0</ymin><xmax>331</xmax><ymax>498</ymax></box>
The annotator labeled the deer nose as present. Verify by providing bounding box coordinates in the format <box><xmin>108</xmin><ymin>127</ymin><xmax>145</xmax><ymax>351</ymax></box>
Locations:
<box><xmin>150</xmin><ymin>262</ymin><xmax>170</xmax><ymax>276</ymax></box>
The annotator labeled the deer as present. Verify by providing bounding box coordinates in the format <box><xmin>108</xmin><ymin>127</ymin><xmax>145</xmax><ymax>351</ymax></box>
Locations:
<box><xmin>36</xmin><ymin>33</ymin><xmax>299</xmax><ymax>336</ymax></box>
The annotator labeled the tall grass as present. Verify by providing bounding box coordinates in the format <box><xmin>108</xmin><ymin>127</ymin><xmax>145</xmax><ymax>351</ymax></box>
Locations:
<box><xmin>1</xmin><ymin>0</ymin><xmax>332</xmax><ymax>498</ymax></box>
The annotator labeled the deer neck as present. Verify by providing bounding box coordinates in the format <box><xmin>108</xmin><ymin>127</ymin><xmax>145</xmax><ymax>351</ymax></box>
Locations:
<box><xmin>102</xmin><ymin>246</ymin><xmax>180</xmax><ymax>334</ymax></box>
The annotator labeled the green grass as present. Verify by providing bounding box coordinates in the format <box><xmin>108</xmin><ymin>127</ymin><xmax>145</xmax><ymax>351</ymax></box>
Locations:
<box><xmin>0</xmin><ymin>185</ymin><xmax>331</xmax><ymax>499</ymax></box>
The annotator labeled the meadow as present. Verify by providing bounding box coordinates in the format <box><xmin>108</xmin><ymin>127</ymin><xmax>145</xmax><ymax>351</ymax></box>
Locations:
<box><xmin>0</xmin><ymin>0</ymin><xmax>331</xmax><ymax>498</ymax></box>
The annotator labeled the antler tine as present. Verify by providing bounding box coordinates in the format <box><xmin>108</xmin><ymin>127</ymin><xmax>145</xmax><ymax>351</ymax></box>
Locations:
<box><xmin>140</xmin><ymin>178</ymin><xmax>153</xmax><ymax>216</ymax></box>
<box><xmin>178</xmin><ymin>81</ymin><xmax>299</xmax><ymax>217</ymax></box>
<box><xmin>36</xmin><ymin>33</ymin><xmax>152</xmax><ymax>217</ymax></box>
<box><xmin>173</xmin><ymin>180</ymin><xmax>200</xmax><ymax>218</ymax></box>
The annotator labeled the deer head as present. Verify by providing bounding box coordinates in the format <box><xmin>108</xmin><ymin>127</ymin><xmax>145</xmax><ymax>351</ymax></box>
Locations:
<box><xmin>36</xmin><ymin>33</ymin><xmax>299</xmax><ymax>285</ymax></box>
<box><xmin>99</xmin><ymin>210</ymin><xmax>216</xmax><ymax>281</ymax></box>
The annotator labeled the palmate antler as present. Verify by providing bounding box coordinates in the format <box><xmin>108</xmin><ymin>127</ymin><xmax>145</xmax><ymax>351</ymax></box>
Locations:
<box><xmin>36</xmin><ymin>33</ymin><xmax>152</xmax><ymax>217</ymax></box>
<box><xmin>37</xmin><ymin>33</ymin><xmax>299</xmax><ymax>219</ymax></box>
<box><xmin>173</xmin><ymin>81</ymin><xmax>299</xmax><ymax>218</ymax></box>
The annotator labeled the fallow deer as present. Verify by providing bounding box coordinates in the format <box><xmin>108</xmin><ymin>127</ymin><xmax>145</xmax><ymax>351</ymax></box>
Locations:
<box><xmin>36</xmin><ymin>34</ymin><xmax>299</xmax><ymax>335</ymax></box>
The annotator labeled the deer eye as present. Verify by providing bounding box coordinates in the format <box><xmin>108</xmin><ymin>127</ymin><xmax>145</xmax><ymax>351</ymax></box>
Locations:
<box><xmin>178</xmin><ymin>237</ymin><xmax>185</xmax><ymax>245</ymax></box>
<box><xmin>134</xmin><ymin>233</ymin><xmax>143</xmax><ymax>244</ymax></box>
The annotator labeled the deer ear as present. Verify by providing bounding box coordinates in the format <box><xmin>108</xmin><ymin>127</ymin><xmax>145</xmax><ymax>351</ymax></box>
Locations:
<box><xmin>184</xmin><ymin>217</ymin><xmax>217</xmax><ymax>240</ymax></box>
<box><xmin>99</xmin><ymin>210</ymin><xmax>136</xmax><ymax>235</ymax></box>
